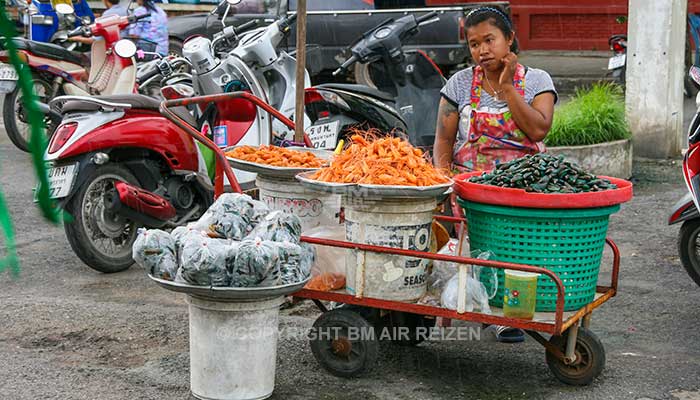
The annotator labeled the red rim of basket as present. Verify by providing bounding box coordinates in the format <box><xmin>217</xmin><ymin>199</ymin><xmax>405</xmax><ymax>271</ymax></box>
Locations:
<box><xmin>454</xmin><ymin>171</ymin><xmax>633</xmax><ymax>209</ymax></box>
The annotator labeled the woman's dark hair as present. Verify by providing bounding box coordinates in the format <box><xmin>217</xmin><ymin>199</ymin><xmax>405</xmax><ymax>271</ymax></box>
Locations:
<box><xmin>465</xmin><ymin>7</ymin><xmax>519</xmax><ymax>54</ymax></box>
<box><xmin>142</xmin><ymin>0</ymin><xmax>158</xmax><ymax>13</ymax></box>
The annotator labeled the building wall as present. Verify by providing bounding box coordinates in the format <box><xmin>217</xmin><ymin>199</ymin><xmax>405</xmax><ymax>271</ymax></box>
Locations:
<box><xmin>428</xmin><ymin>0</ymin><xmax>700</xmax><ymax>51</ymax></box>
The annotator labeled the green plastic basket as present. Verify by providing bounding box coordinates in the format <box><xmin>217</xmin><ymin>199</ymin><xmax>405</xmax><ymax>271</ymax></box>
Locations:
<box><xmin>458</xmin><ymin>198</ymin><xmax>619</xmax><ymax>312</ymax></box>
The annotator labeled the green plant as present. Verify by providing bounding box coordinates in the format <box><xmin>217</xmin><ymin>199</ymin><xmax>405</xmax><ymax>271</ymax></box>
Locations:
<box><xmin>544</xmin><ymin>83</ymin><xmax>631</xmax><ymax>147</ymax></box>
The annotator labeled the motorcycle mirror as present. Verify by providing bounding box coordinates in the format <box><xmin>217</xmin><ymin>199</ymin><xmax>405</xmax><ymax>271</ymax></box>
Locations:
<box><xmin>690</xmin><ymin>65</ymin><xmax>700</xmax><ymax>87</ymax></box>
<box><xmin>226</xmin><ymin>0</ymin><xmax>242</xmax><ymax>4</ymax></box>
<box><xmin>114</xmin><ymin>39</ymin><xmax>137</xmax><ymax>59</ymax></box>
<box><xmin>55</xmin><ymin>3</ymin><xmax>74</xmax><ymax>15</ymax></box>
<box><xmin>81</xmin><ymin>16</ymin><xmax>92</xmax><ymax>25</ymax></box>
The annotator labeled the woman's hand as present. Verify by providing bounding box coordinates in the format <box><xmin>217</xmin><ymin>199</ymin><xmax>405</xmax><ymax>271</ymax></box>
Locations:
<box><xmin>499</xmin><ymin>52</ymin><xmax>518</xmax><ymax>87</ymax></box>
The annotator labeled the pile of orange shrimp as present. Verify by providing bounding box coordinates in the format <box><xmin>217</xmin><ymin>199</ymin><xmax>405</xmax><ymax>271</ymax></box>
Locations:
<box><xmin>310</xmin><ymin>134</ymin><xmax>450</xmax><ymax>186</ymax></box>
<box><xmin>226</xmin><ymin>145</ymin><xmax>325</xmax><ymax>168</ymax></box>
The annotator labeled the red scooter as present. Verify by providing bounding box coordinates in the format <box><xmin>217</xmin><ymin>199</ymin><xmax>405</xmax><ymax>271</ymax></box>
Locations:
<box><xmin>669</xmin><ymin>65</ymin><xmax>700</xmax><ymax>286</ymax></box>
<box><xmin>43</xmin><ymin>88</ymin><xmax>301</xmax><ymax>274</ymax></box>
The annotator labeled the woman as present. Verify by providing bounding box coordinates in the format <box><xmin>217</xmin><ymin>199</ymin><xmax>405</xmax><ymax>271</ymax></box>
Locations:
<box><xmin>433</xmin><ymin>7</ymin><xmax>557</xmax><ymax>342</ymax></box>
<box><xmin>434</xmin><ymin>7</ymin><xmax>556</xmax><ymax>172</ymax></box>
<box><xmin>127</xmin><ymin>0</ymin><xmax>168</xmax><ymax>56</ymax></box>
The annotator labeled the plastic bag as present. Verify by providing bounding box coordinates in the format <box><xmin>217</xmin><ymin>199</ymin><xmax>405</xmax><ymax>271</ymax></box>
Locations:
<box><xmin>133</xmin><ymin>228</ymin><xmax>178</xmax><ymax>280</ymax></box>
<box><xmin>274</xmin><ymin>241</ymin><xmax>313</xmax><ymax>285</ymax></box>
<box><xmin>191</xmin><ymin>193</ymin><xmax>268</xmax><ymax>240</ymax></box>
<box><xmin>303</xmin><ymin>225</ymin><xmax>346</xmax><ymax>291</ymax></box>
<box><xmin>439</xmin><ymin>250</ymin><xmax>497</xmax><ymax>314</ymax></box>
<box><xmin>231</xmin><ymin>238</ymin><xmax>280</xmax><ymax>287</ymax></box>
<box><xmin>245</xmin><ymin>210</ymin><xmax>302</xmax><ymax>243</ymax></box>
<box><xmin>427</xmin><ymin>239</ymin><xmax>466</xmax><ymax>295</ymax></box>
<box><xmin>179</xmin><ymin>231</ymin><xmax>239</xmax><ymax>286</ymax></box>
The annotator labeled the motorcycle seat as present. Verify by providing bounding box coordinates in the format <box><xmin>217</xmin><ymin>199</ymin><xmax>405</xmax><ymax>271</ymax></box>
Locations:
<box><xmin>62</xmin><ymin>94</ymin><xmax>197</xmax><ymax>127</ymax></box>
<box><xmin>315</xmin><ymin>83</ymin><xmax>394</xmax><ymax>103</ymax></box>
<box><xmin>7</xmin><ymin>38</ymin><xmax>88</xmax><ymax>66</ymax></box>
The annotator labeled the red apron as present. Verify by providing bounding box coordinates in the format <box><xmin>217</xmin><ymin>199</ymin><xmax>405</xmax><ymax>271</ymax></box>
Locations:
<box><xmin>452</xmin><ymin>64</ymin><xmax>544</xmax><ymax>172</ymax></box>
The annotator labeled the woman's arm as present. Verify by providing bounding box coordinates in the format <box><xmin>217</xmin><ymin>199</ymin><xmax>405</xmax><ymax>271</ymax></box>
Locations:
<box><xmin>502</xmin><ymin>86</ymin><xmax>555</xmax><ymax>142</ymax></box>
<box><xmin>498</xmin><ymin>53</ymin><xmax>555</xmax><ymax>142</ymax></box>
<box><xmin>433</xmin><ymin>98</ymin><xmax>460</xmax><ymax>170</ymax></box>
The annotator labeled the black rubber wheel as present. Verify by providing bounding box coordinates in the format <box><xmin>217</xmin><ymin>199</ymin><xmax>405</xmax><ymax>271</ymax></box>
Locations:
<box><xmin>309</xmin><ymin>308</ymin><xmax>379</xmax><ymax>378</ymax></box>
<box><xmin>2</xmin><ymin>75</ymin><xmax>54</xmax><ymax>152</ymax></box>
<box><xmin>546</xmin><ymin>327</ymin><xmax>605</xmax><ymax>385</ymax></box>
<box><xmin>383</xmin><ymin>311</ymin><xmax>436</xmax><ymax>346</ymax></box>
<box><xmin>678</xmin><ymin>219</ymin><xmax>700</xmax><ymax>287</ymax></box>
<box><xmin>168</xmin><ymin>38</ymin><xmax>183</xmax><ymax>57</ymax></box>
<box><xmin>64</xmin><ymin>164</ymin><xmax>139</xmax><ymax>273</ymax></box>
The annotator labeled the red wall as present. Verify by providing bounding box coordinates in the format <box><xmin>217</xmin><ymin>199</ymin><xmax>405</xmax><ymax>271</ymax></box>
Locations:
<box><xmin>428</xmin><ymin>0</ymin><xmax>700</xmax><ymax>51</ymax></box>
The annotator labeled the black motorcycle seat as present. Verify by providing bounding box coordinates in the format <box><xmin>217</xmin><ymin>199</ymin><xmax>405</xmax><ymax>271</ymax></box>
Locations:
<box><xmin>62</xmin><ymin>94</ymin><xmax>197</xmax><ymax>127</ymax></box>
<box><xmin>8</xmin><ymin>38</ymin><xmax>88</xmax><ymax>66</ymax></box>
<box><xmin>315</xmin><ymin>83</ymin><xmax>394</xmax><ymax>103</ymax></box>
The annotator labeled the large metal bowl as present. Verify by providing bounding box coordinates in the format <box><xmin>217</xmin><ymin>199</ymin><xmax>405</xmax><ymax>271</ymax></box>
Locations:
<box><xmin>148</xmin><ymin>274</ymin><xmax>311</xmax><ymax>301</ymax></box>
<box><xmin>295</xmin><ymin>171</ymin><xmax>453</xmax><ymax>199</ymax></box>
<box><xmin>224</xmin><ymin>146</ymin><xmax>333</xmax><ymax>179</ymax></box>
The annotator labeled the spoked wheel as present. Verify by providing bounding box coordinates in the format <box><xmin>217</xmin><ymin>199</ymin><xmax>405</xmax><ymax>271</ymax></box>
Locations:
<box><xmin>309</xmin><ymin>308</ymin><xmax>379</xmax><ymax>378</ymax></box>
<box><xmin>2</xmin><ymin>76</ymin><xmax>55</xmax><ymax>152</ymax></box>
<box><xmin>678</xmin><ymin>219</ymin><xmax>700</xmax><ymax>287</ymax></box>
<box><xmin>64</xmin><ymin>164</ymin><xmax>139</xmax><ymax>273</ymax></box>
<box><xmin>545</xmin><ymin>327</ymin><xmax>605</xmax><ymax>385</ymax></box>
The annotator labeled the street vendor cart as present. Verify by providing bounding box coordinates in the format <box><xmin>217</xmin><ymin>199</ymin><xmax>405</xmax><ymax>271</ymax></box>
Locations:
<box><xmin>160</xmin><ymin>90</ymin><xmax>632</xmax><ymax>388</ymax></box>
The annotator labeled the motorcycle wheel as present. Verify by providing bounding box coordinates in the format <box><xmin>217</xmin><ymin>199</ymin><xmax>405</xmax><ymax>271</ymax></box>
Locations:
<box><xmin>2</xmin><ymin>75</ymin><xmax>55</xmax><ymax>152</ymax></box>
<box><xmin>64</xmin><ymin>164</ymin><xmax>140</xmax><ymax>273</ymax></box>
<box><xmin>678</xmin><ymin>219</ymin><xmax>700</xmax><ymax>287</ymax></box>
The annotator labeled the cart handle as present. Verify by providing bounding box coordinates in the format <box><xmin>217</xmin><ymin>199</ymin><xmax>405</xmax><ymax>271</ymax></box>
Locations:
<box><xmin>299</xmin><ymin>235</ymin><xmax>567</xmax><ymax>333</ymax></box>
<box><xmin>160</xmin><ymin>91</ymin><xmax>314</xmax><ymax>196</ymax></box>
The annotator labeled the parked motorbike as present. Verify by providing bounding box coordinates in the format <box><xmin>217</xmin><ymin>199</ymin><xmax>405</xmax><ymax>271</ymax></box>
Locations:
<box><xmin>607</xmin><ymin>32</ymin><xmax>695</xmax><ymax>97</ymax></box>
<box><xmin>16</xmin><ymin>0</ymin><xmax>94</xmax><ymax>44</ymax></box>
<box><xmin>40</xmin><ymin>8</ymin><xmax>268</xmax><ymax>273</ymax></box>
<box><xmin>303</xmin><ymin>11</ymin><xmax>444</xmax><ymax>150</ymax></box>
<box><xmin>0</xmin><ymin>12</ymin><xmax>149</xmax><ymax>151</ymax></box>
<box><xmin>669</xmin><ymin>65</ymin><xmax>700</xmax><ymax>287</ymax></box>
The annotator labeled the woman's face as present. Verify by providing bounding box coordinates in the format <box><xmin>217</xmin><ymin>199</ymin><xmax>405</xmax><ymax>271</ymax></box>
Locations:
<box><xmin>467</xmin><ymin>20</ymin><xmax>513</xmax><ymax>72</ymax></box>
<box><xmin>136</xmin><ymin>0</ymin><xmax>144</xmax><ymax>6</ymax></box>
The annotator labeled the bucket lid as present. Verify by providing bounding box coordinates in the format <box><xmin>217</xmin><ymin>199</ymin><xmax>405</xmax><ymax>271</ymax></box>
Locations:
<box><xmin>505</xmin><ymin>269</ymin><xmax>540</xmax><ymax>279</ymax></box>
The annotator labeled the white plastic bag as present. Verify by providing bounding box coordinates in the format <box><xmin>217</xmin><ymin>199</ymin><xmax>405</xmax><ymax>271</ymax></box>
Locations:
<box><xmin>438</xmin><ymin>249</ymin><xmax>497</xmax><ymax>314</ymax></box>
<box><xmin>303</xmin><ymin>225</ymin><xmax>346</xmax><ymax>291</ymax></box>
<box><xmin>133</xmin><ymin>228</ymin><xmax>178</xmax><ymax>280</ymax></box>
<box><xmin>179</xmin><ymin>231</ymin><xmax>239</xmax><ymax>286</ymax></box>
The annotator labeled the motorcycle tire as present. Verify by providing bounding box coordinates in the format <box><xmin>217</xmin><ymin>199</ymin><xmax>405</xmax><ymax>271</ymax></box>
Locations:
<box><xmin>64</xmin><ymin>164</ymin><xmax>140</xmax><ymax>273</ymax></box>
<box><xmin>2</xmin><ymin>75</ymin><xmax>55</xmax><ymax>152</ymax></box>
<box><xmin>678</xmin><ymin>219</ymin><xmax>700</xmax><ymax>287</ymax></box>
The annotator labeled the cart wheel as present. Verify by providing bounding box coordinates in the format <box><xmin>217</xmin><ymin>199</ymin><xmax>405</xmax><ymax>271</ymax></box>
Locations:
<box><xmin>384</xmin><ymin>311</ymin><xmax>436</xmax><ymax>346</ymax></box>
<box><xmin>309</xmin><ymin>308</ymin><xmax>379</xmax><ymax>378</ymax></box>
<box><xmin>545</xmin><ymin>327</ymin><xmax>606</xmax><ymax>385</ymax></box>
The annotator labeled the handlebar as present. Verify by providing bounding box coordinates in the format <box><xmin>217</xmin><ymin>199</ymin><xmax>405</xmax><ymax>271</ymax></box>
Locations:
<box><xmin>137</xmin><ymin>66</ymin><xmax>161</xmax><ymax>84</ymax></box>
<box><xmin>235</xmin><ymin>19</ymin><xmax>259</xmax><ymax>34</ymax></box>
<box><xmin>416</xmin><ymin>11</ymin><xmax>438</xmax><ymax>24</ymax></box>
<box><xmin>128</xmin><ymin>13</ymin><xmax>151</xmax><ymax>24</ymax></box>
<box><xmin>332</xmin><ymin>54</ymin><xmax>358</xmax><ymax>76</ymax></box>
<box><xmin>67</xmin><ymin>26</ymin><xmax>88</xmax><ymax>37</ymax></box>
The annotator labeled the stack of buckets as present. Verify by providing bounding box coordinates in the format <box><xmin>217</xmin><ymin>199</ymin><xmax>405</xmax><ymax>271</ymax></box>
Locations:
<box><xmin>454</xmin><ymin>172</ymin><xmax>633</xmax><ymax>313</ymax></box>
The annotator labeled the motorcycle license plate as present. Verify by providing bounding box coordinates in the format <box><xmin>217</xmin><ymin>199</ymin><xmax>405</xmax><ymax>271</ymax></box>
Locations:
<box><xmin>307</xmin><ymin>120</ymin><xmax>340</xmax><ymax>150</ymax></box>
<box><xmin>0</xmin><ymin>63</ymin><xmax>18</xmax><ymax>94</ymax></box>
<box><xmin>34</xmin><ymin>163</ymin><xmax>79</xmax><ymax>201</ymax></box>
<box><xmin>607</xmin><ymin>54</ymin><xmax>626</xmax><ymax>70</ymax></box>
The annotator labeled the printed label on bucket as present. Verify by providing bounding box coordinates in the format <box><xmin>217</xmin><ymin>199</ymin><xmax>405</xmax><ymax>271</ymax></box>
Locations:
<box><xmin>261</xmin><ymin>194</ymin><xmax>323</xmax><ymax>218</ymax></box>
<box><xmin>345</xmin><ymin>221</ymin><xmax>431</xmax><ymax>251</ymax></box>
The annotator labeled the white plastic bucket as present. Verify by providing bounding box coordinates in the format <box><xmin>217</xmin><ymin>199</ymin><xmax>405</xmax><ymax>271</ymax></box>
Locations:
<box><xmin>187</xmin><ymin>295</ymin><xmax>284</xmax><ymax>400</ymax></box>
<box><xmin>256</xmin><ymin>175</ymin><xmax>341</xmax><ymax>232</ymax></box>
<box><xmin>344</xmin><ymin>197</ymin><xmax>436</xmax><ymax>302</ymax></box>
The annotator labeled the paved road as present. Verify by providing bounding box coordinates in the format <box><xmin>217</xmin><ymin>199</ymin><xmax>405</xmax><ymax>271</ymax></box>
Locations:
<box><xmin>0</xmin><ymin>99</ymin><xmax>699</xmax><ymax>400</ymax></box>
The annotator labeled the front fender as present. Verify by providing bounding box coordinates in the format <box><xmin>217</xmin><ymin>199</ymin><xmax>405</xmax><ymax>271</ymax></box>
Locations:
<box><xmin>669</xmin><ymin>192</ymin><xmax>699</xmax><ymax>225</ymax></box>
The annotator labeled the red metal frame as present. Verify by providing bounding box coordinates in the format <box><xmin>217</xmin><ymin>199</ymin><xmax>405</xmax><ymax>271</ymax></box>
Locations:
<box><xmin>159</xmin><ymin>91</ymin><xmax>621</xmax><ymax>337</ymax></box>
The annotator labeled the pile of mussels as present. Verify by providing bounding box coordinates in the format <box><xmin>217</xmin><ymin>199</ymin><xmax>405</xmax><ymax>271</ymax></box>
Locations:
<box><xmin>467</xmin><ymin>154</ymin><xmax>618</xmax><ymax>193</ymax></box>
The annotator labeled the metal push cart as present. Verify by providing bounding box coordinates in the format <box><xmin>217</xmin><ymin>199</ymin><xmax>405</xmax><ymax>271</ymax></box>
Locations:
<box><xmin>160</xmin><ymin>91</ymin><xmax>621</xmax><ymax>386</ymax></box>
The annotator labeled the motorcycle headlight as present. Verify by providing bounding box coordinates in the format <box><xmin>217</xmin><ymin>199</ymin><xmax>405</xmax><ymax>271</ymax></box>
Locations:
<box><xmin>31</xmin><ymin>15</ymin><xmax>54</xmax><ymax>26</ymax></box>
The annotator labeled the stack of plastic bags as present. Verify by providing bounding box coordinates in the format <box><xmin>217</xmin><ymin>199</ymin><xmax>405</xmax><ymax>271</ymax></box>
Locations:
<box><xmin>133</xmin><ymin>193</ymin><xmax>314</xmax><ymax>288</ymax></box>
